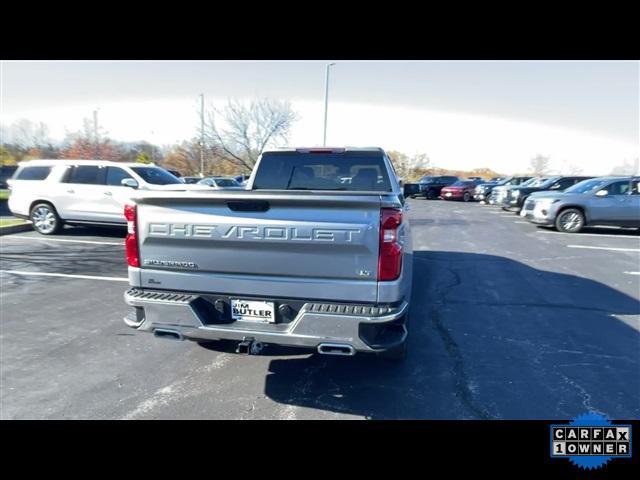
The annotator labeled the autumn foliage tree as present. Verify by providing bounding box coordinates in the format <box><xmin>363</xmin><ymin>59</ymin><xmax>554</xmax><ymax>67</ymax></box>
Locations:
<box><xmin>387</xmin><ymin>151</ymin><xmax>431</xmax><ymax>181</ymax></box>
<box><xmin>162</xmin><ymin>140</ymin><xmax>202</xmax><ymax>176</ymax></box>
<box><xmin>161</xmin><ymin>139</ymin><xmax>243</xmax><ymax>177</ymax></box>
<box><xmin>60</xmin><ymin>117</ymin><xmax>120</xmax><ymax>161</ymax></box>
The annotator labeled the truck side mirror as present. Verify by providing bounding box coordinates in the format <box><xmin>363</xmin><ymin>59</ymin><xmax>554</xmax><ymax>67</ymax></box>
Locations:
<box><xmin>121</xmin><ymin>178</ymin><xmax>139</xmax><ymax>189</ymax></box>
<box><xmin>595</xmin><ymin>189</ymin><xmax>608</xmax><ymax>197</ymax></box>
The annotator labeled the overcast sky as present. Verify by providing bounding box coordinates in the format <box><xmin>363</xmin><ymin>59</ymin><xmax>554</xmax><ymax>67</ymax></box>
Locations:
<box><xmin>1</xmin><ymin>61</ymin><xmax>638</xmax><ymax>174</ymax></box>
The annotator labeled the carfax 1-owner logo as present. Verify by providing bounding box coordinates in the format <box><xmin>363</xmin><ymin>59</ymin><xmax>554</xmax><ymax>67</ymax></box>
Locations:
<box><xmin>550</xmin><ymin>413</ymin><xmax>632</xmax><ymax>470</ymax></box>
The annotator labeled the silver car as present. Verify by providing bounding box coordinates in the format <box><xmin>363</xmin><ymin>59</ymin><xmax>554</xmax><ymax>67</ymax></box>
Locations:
<box><xmin>522</xmin><ymin>176</ymin><xmax>640</xmax><ymax>232</ymax></box>
<box><xmin>196</xmin><ymin>176</ymin><xmax>243</xmax><ymax>189</ymax></box>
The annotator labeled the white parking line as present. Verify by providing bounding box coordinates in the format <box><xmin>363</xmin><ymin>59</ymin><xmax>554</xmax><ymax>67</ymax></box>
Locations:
<box><xmin>537</xmin><ymin>231</ymin><xmax>640</xmax><ymax>240</ymax></box>
<box><xmin>514</xmin><ymin>221</ymin><xmax>529</xmax><ymax>224</ymax></box>
<box><xmin>566</xmin><ymin>245</ymin><xmax>640</xmax><ymax>253</ymax></box>
<box><xmin>6</xmin><ymin>235</ymin><xmax>123</xmax><ymax>246</ymax></box>
<box><xmin>0</xmin><ymin>270</ymin><xmax>128</xmax><ymax>282</ymax></box>
<box><xmin>624</xmin><ymin>271</ymin><xmax>640</xmax><ymax>275</ymax></box>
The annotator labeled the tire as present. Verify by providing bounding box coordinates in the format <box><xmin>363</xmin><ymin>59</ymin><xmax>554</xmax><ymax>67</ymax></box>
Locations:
<box><xmin>555</xmin><ymin>208</ymin><xmax>585</xmax><ymax>233</ymax></box>
<box><xmin>463</xmin><ymin>192</ymin><xmax>471</xmax><ymax>202</ymax></box>
<box><xmin>30</xmin><ymin>202</ymin><xmax>62</xmax><ymax>235</ymax></box>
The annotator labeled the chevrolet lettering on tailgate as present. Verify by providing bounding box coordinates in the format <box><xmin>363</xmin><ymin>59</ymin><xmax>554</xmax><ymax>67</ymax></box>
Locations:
<box><xmin>148</xmin><ymin>223</ymin><xmax>362</xmax><ymax>243</ymax></box>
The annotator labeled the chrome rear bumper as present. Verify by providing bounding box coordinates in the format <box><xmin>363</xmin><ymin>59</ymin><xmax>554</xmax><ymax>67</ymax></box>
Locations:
<box><xmin>124</xmin><ymin>288</ymin><xmax>408</xmax><ymax>353</ymax></box>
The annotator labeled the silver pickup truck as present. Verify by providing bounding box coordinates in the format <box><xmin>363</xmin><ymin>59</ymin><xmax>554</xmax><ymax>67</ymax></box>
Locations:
<box><xmin>123</xmin><ymin>147</ymin><xmax>413</xmax><ymax>360</ymax></box>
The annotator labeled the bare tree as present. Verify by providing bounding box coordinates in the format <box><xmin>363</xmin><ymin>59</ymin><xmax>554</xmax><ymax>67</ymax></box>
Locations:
<box><xmin>411</xmin><ymin>153</ymin><xmax>430</xmax><ymax>171</ymax></box>
<box><xmin>387</xmin><ymin>151</ymin><xmax>431</xmax><ymax>181</ymax></box>
<box><xmin>387</xmin><ymin>150</ymin><xmax>410</xmax><ymax>178</ymax></box>
<box><xmin>610</xmin><ymin>158</ymin><xmax>640</xmax><ymax>175</ymax></box>
<box><xmin>162</xmin><ymin>139</ymin><xmax>203</xmax><ymax>176</ymax></box>
<box><xmin>6</xmin><ymin>119</ymin><xmax>51</xmax><ymax>150</ymax></box>
<box><xmin>530</xmin><ymin>154</ymin><xmax>550</xmax><ymax>175</ymax></box>
<box><xmin>566</xmin><ymin>164</ymin><xmax>584</xmax><ymax>175</ymax></box>
<box><xmin>204</xmin><ymin>99</ymin><xmax>297</xmax><ymax>172</ymax></box>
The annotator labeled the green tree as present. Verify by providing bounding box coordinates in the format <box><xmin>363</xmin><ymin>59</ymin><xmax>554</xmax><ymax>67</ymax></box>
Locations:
<box><xmin>1</xmin><ymin>146</ymin><xmax>17</xmax><ymax>166</ymax></box>
<box><xmin>136</xmin><ymin>152</ymin><xmax>152</xmax><ymax>164</ymax></box>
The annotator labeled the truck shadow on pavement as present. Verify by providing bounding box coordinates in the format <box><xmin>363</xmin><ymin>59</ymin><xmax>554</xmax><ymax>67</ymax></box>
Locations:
<box><xmin>263</xmin><ymin>251</ymin><xmax>640</xmax><ymax>419</ymax></box>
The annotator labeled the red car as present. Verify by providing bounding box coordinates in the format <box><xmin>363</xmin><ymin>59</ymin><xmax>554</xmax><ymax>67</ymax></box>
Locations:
<box><xmin>440</xmin><ymin>180</ymin><xmax>481</xmax><ymax>202</ymax></box>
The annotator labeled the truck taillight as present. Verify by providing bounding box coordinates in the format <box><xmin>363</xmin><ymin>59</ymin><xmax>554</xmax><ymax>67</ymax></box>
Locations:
<box><xmin>378</xmin><ymin>208</ymin><xmax>403</xmax><ymax>281</ymax></box>
<box><xmin>124</xmin><ymin>204</ymin><xmax>140</xmax><ymax>268</ymax></box>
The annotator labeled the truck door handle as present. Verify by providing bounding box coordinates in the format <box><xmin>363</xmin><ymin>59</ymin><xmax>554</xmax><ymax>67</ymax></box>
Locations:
<box><xmin>67</xmin><ymin>189</ymin><xmax>75</xmax><ymax>194</ymax></box>
<box><xmin>104</xmin><ymin>191</ymin><xmax>112</xmax><ymax>196</ymax></box>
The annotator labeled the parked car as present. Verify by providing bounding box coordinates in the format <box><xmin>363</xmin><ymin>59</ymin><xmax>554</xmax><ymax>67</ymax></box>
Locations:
<box><xmin>473</xmin><ymin>180</ymin><xmax>500</xmax><ymax>201</ymax></box>
<box><xmin>234</xmin><ymin>174</ymin><xmax>251</xmax><ymax>186</ymax></box>
<box><xmin>522</xmin><ymin>176</ymin><xmax>640</xmax><ymax>233</ymax></box>
<box><xmin>417</xmin><ymin>175</ymin><xmax>459</xmax><ymax>199</ymax></box>
<box><xmin>182</xmin><ymin>176</ymin><xmax>202</xmax><ymax>184</ymax></box>
<box><xmin>403</xmin><ymin>182</ymin><xmax>421</xmax><ymax>199</ymax></box>
<box><xmin>501</xmin><ymin>176</ymin><xmax>594</xmax><ymax>213</ymax></box>
<box><xmin>197</xmin><ymin>176</ymin><xmax>243</xmax><ymax>189</ymax></box>
<box><xmin>123</xmin><ymin>146</ymin><xmax>412</xmax><ymax>360</ymax></box>
<box><xmin>440</xmin><ymin>179</ymin><xmax>482</xmax><ymax>202</ymax></box>
<box><xmin>468</xmin><ymin>176</ymin><xmax>483</xmax><ymax>181</ymax></box>
<box><xmin>7</xmin><ymin>159</ymin><xmax>205</xmax><ymax>235</ymax></box>
<box><xmin>1</xmin><ymin>165</ymin><xmax>18</xmax><ymax>189</ymax></box>
<box><xmin>488</xmin><ymin>176</ymin><xmax>534</xmax><ymax>205</ymax></box>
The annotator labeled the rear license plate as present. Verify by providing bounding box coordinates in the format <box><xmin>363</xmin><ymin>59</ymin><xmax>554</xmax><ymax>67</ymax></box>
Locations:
<box><xmin>231</xmin><ymin>299</ymin><xmax>276</xmax><ymax>323</ymax></box>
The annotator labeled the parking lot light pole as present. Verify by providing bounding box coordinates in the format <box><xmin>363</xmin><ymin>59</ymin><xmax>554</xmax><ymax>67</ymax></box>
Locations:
<box><xmin>322</xmin><ymin>62</ymin><xmax>336</xmax><ymax>146</ymax></box>
<box><xmin>200</xmin><ymin>93</ymin><xmax>205</xmax><ymax>177</ymax></box>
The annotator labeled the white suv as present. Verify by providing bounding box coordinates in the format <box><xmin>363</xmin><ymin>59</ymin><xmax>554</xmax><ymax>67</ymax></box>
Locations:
<box><xmin>7</xmin><ymin>159</ymin><xmax>201</xmax><ymax>235</ymax></box>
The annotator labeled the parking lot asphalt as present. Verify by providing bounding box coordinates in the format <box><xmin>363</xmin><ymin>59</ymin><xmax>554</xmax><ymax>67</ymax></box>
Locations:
<box><xmin>1</xmin><ymin>199</ymin><xmax>639</xmax><ymax>419</ymax></box>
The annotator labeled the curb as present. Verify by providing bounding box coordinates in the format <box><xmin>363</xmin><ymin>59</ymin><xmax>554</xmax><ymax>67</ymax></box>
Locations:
<box><xmin>0</xmin><ymin>222</ymin><xmax>33</xmax><ymax>236</ymax></box>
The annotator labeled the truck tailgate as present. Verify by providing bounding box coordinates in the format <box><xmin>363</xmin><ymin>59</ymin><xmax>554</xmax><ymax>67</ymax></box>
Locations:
<box><xmin>134</xmin><ymin>191</ymin><xmax>383</xmax><ymax>303</ymax></box>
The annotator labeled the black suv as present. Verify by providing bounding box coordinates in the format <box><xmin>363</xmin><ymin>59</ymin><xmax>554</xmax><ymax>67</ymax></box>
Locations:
<box><xmin>418</xmin><ymin>175</ymin><xmax>459</xmax><ymax>199</ymax></box>
<box><xmin>0</xmin><ymin>165</ymin><xmax>18</xmax><ymax>189</ymax></box>
<box><xmin>501</xmin><ymin>176</ymin><xmax>594</xmax><ymax>212</ymax></box>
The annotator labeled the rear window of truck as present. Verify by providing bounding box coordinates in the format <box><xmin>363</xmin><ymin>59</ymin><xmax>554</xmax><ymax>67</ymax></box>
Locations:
<box><xmin>252</xmin><ymin>152</ymin><xmax>392</xmax><ymax>191</ymax></box>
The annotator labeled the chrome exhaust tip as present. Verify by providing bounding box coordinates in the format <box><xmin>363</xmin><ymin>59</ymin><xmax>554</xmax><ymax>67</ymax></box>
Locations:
<box><xmin>317</xmin><ymin>343</ymin><xmax>356</xmax><ymax>356</ymax></box>
<box><xmin>153</xmin><ymin>329</ymin><xmax>183</xmax><ymax>341</ymax></box>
